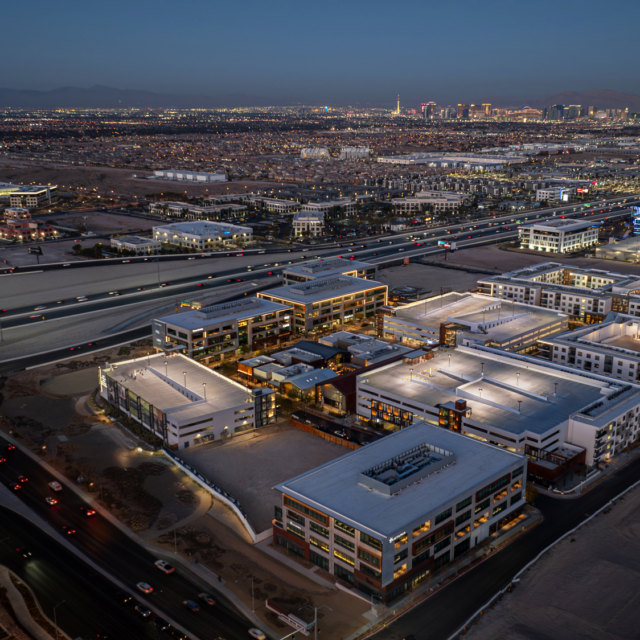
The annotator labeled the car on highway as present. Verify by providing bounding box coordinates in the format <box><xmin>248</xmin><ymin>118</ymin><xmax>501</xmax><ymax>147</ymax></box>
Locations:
<box><xmin>61</xmin><ymin>526</ymin><xmax>76</xmax><ymax>535</ymax></box>
<box><xmin>49</xmin><ymin>481</ymin><xmax>63</xmax><ymax>491</ymax></box>
<box><xmin>10</xmin><ymin>483</ymin><xmax>21</xmax><ymax>491</ymax></box>
<box><xmin>137</xmin><ymin>287</ymin><xmax>145</xmax><ymax>290</ymax></box>
<box><xmin>34</xmin><ymin>306</ymin><xmax>46</xmax><ymax>311</ymax></box>
<box><xmin>0</xmin><ymin>457</ymin><xmax>5</xmax><ymax>464</ymax></box>
<box><xmin>153</xmin><ymin>616</ymin><xmax>171</xmax><ymax>631</ymax></box>
<box><xmin>46</xmin><ymin>497</ymin><xmax>58</xmax><ymax>506</ymax></box>
<box><xmin>80</xmin><ymin>506</ymin><xmax>96</xmax><ymax>517</ymax></box>
<box><xmin>134</xmin><ymin>603</ymin><xmax>151</xmax><ymax>617</ymax></box>
<box><xmin>17</xmin><ymin>475</ymin><xmax>28</xmax><ymax>483</ymax></box>
<box><xmin>199</xmin><ymin>593</ymin><xmax>215</xmax><ymax>605</ymax></box>
<box><xmin>16</xmin><ymin>548</ymin><xmax>32</xmax><ymax>558</ymax></box>
<box><xmin>5</xmin><ymin>445</ymin><xmax>15</xmax><ymax>452</ymax></box>
<box><xmin>108</xmin><ymin>291</ymin><xmax>119</xmax><ymax>295</ymax></box>
<box><xmin>154</xmin><ymin>560</ymin><xmax>175</xmax><ymax>574</ymax></box>
<box><xmin>183</xmin><ymin>600</ymin><xmax>200</xmax><ymax>612</ymax></box>
<box><xmin>334</xmin><ymin>430</ymin><xmax>346</xmax><ymax>438</ymax></box>
<box><xmin>136</xmin><ymin>582</ymin><xmax>153</xmax><ymax>594</ymax></box>
<box><xmin>115</xmin><ymin>590</ymin><xmax>132</xmax><ymax>604</ymax></box>
<box><xmin>249</xmin><ymin>629</ymin><xmax>267</xmax><ymax>640</ymax></box>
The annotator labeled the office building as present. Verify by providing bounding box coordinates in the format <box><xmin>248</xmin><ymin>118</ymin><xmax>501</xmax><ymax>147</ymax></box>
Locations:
<box><xmin>9</xmin><ymin>186</ymin><xmax>57</xmax><ymax>209</ymax></box>
<box><xmin>381</xmin><ymin>292</ymin><xmax>568</xmax><ymax>352</ymax></box>
<box><xmin>356</xmin><ymin>344</ymin><xmax>640</xmax><ymax>468</ymax></box>
<box><xmin>282</xmin><ymin>258</ymin><xmax>377</xmax><ymax>285</ymax></box>
<box><xmin>301</xmin><ymin>199</ymin><xmax>357</xmax><ymax>217</ymax></box>
<box><xmin>153</xmin><ymin>297</ymin><xmax>292</xmax><ymax>363</ymax></box>
<box><xmin>274</xmin><ymin>421</ymin><xmax>526</xmax><ymax>601</ymax></box>
<box><xmin>535</xmin><ymin>187</ymin><xmax>574</xmax><ymax>203</ymax></box>
<box><xmin>249</xmin><ymin>198</ymin><xmax>301</xmax><ymax>214</ymax></box>
<box><xmin>153</xmin><ymin>221</ymin><xmax>252</xmax><ymax>249</ymax></box>
<box><xmin>292</xmin><ymin>211</ymin><xmax>324</xmax><ymax>237</ymax></box>
<box><xmin>258</xmin><ymin>276</ymin><xmax>388</xmax><ymax>334</ymax></box>
<box><xmin>3</xmin><ymin>207</ymin><xmax>30</xmax><ymax>219</ymax></box>
<box><xmin>100</xmin><ymin>353</ymin><xmax>275</xmax><ymax>450</ymax></box>
<box><xmin>110</xmin><ymin>236</ymin><xmax>161</xmax><ymax>254</ymax></box>
<box><xmin>518</xmin><ymin>218</ymin><xmax>599</xmax><ymax>253</ymax></box>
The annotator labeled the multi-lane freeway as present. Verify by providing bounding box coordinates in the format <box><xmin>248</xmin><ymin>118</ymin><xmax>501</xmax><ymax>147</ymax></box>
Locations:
<box><xmin>2</xmin><ymin>195</ymin><xmax>637</xmax><ymax>328</ymax></box>
<box><xmin>0</xmin><ymin>435</ymin><xmax>259</xmax><ymax>640</ymax></box>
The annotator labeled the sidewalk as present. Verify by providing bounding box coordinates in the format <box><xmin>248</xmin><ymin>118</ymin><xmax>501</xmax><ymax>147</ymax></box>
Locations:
<box><xmin>0</xmin><ymin>566</ymin><xmax>63</xmax><ymax>640</ymax></box>
<box><xmin>344</xmin><ymin>504</ymin><xmax>541</xmax><ymax>640</ymax></box>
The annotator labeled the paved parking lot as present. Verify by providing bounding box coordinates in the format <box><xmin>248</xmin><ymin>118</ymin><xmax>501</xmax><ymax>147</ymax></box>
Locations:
<box><xmin>177</xmin><ymin>422</ymin><xmax>347</xmax><ymax>533</ymax></box>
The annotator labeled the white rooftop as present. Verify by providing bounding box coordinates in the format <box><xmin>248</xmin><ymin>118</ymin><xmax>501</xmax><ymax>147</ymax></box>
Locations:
<box><xmin>265</xmin><ymin>275</ymin><xmax>385</xmax><ymax>304</ymax></box>
<box><xmin>276</xmin><ymin>421</ymin><xmax>523</xmax><ymax>538</ymax></box>
<box><xmin>154</xmin><ymin>220</ymin><xmax>252</xmax><ymax>238</ymax></box>
<box><xmin>284</xmin><ymin>258</ymin><xmax>373</xmax><ymax>278</ymax></box>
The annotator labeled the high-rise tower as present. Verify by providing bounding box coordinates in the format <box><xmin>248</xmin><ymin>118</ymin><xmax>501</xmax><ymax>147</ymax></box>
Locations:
<box><xmin>397</xmin><ymin>95</ymin><xmax>400</xmax><ymax>114</ymax></box>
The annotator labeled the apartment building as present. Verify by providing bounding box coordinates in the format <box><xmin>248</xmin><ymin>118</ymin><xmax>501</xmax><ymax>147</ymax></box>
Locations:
<box><xmin>382</xmin><ymin>292</ymin><xmax>568</xmax><ymax>352</ymax></box>
<box><xmin>249</xmin><ymin>197</ymin><xmax>301</xmax><ymax>214</ymax></box>
<box><xmin>301</xmin><ymin>198</ymin><xmax>357</xmax><ymax>217</ymax></box>
<box><xmin>259</xmin><ymin>276</ymin><xmax>388</xmax><ymax>334</ymax></box>
<box><xmin>356</xmin><ymin>344</ymin><xmax>640</xmax><ymax>468</ymax></box>
<box><xmin>153</xmin><ymin>297</ymin><xmax>292</xmax><ymax>364</ymax></box>
<box><xmin>518</xmin><ymin>218</ymin><xmax>599</xmax><ymax>253</ymax></box>
<box><xmin>282</xmin><ymin>259</ymin><xmax>377</xmax><ymax>285</ymax></box>
<box><xmin>100</xmin><ymin>353</ymin><xmax>275</xmax><ymax>450</ymax></box>
<box><xmin>478</xmin><ymin>263</ymin><xmax>640</xmax><ymax>323</ymax></box>
<box><xmin>274</xmin><ymin>422</ymin><xmax>526</xmax><ymax>601</ymax></box>
<box><xmin>540</xmin><ymin>313</ymin><xmax>640</xmax><ymax>382</ymax></box>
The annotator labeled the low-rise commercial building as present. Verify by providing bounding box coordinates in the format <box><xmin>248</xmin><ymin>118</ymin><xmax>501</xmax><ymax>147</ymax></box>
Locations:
<box><xmin>596</xmin><ymin>236</ymin><xmax>640</xmax><ymax>262</ymax></box>
<box><xmin>292</xmin><ymin>211</ymin><xmax>324</xmax><ymax>237</ymax></box>
<box><xmin>111</xmin><ymin>236</ymin><xmax>161</xmax><ymax>254</ymax></box>
<box><xmin>356</xmin><ymin>344</ymin><xmax>640</xmax><ymax>469</ymax></box>
<box><xmin>153</xmin><ymin>221</ymin><xmax>252</xmax><ymax>249</ymax></box>
<box><xmin>3</xmin><ymin>208</ymin><xmax>30</xmax><ymax>219</ymax></box>
<box><xmin>9</xmin><ymin>186</ymin><xmax>57</xmax><ymax>209</ymax></box>
<box><xmin>0</xmin><ymin>220</ymin><xmax>58</xmax><ymax>242</ymax></box>
<box><xmin>282</xmin><ymin>259</ymin><xmax>377</xmax><ymax>285</ymax></box>
<box><xmin>382</xmin><ymin>292</ymin><xmax>568</xmax><ymax>353</ymax></box>
<box><xmin>153</xmin><ymin>170</ymin><xmax>227</xmax><ymax>183</ymax></box>
<box><xmin>249</xmin><ymin>197</ymin><xmax>301</xmax><ymax>214</ymax></box>
<box><xmin>100</xmin><ymin>353</ymin><xmax>275</xmax><ymax>450</ymax></box>
<box><xmin>259</xmin><ymin>276</ymin><xmax>388</xmax><ymax>334</ymax></box>
<box><xmin>274</xmin><ymin>421</ymin><xmax>527</xmax><ymax>601</ymax></box>
<box><xmin>153</xmin><ymin>297</ymin><xmax>292</xmax><ymax>363</ymax></box>
<box><xmin>301</xmin><ymin>199</ymin><xmax>357</xmax><ymax>217</ymax></box>
<box><xmin>518</xmin><ymin>218</ymin><xmax>599</xmax><ymax>253</ymax></box>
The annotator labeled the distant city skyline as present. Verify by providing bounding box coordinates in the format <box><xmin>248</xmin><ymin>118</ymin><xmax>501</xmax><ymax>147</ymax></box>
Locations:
<box><xmin>2</xmin><ymin>0</ymin><xmax>638</xmax><ymax>106</ymax></box>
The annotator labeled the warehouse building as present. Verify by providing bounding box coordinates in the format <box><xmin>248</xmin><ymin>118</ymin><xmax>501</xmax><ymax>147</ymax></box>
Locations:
<box><xmin>274</xmin><ymin>422</ymin><xmax>526</xmax><ymax>601</ymax></box>
<box><xmin>100</xmin><ymin>353</ymin><xmax>275</xmax><ymax>449</ymax></box>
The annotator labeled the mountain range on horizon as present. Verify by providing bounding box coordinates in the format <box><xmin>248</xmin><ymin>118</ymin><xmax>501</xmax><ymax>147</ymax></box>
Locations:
<box><xmin>1</xmin><ymin>85</ymin><xmax>640</xmax><ymax>112</ymax></box>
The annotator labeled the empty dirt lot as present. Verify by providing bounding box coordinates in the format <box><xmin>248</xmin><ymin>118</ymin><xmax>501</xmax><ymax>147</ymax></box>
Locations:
<box><xmin>465</xmin><ymin>484</ymin><xmax>640</xmax><ymax>640</ymax></box>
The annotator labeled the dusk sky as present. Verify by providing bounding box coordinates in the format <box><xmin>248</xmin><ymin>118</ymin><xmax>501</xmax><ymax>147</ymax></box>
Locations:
<box><xmin>4</xmin><ymin>0</ymin><xmax>639</xmax><ymax>106</ymax></box>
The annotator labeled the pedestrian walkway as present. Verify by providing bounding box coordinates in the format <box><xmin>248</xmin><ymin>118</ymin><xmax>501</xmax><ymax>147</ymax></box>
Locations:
<box><xmin>0</xmin><ymin>565</ymin><xmax>61</xmax><ymax>640</ymax></box>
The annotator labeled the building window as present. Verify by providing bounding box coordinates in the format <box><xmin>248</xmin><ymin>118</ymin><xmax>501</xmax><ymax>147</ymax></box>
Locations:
<box><xmin>287</xmin><ymin>510</ymin><xmax>305</xmax><ymax>526</ymax></box>
<box><xmin>511</xmin><ymin>491</ymin><xmax>522</xmax><ymax>505</ymax></box>
<box><xmin>476</xmin><ymin>474</ymin><xmax>511</xmax><ymax>501</ymax></box>
<box><xmin>334</xmin><ymin>549</ymin><xmax>355</xmax><ymax>566</ymax></box>
<box><xmin>435</xmin><ymin>508</ymin><xmax>452</xmax><ymax>525</ymax></box>
<box><xmin>454</xmin><ymin>539</ymin><xmax>470</xmax><ymax>558</ymax></box>
<box><xmin>412</xmin><ymin>521</ymin><xmax>431</xmax><ymax>538</ymax></box>
<box><xmin>512</xmin><ymin>466</ymin><xmax>523</xmax><ymax>479</ymax></box>
<box><xmin>284</xmin><ymin>497</ymin><xmax>328</xmax><ymax>524</ymax></box>
<box><xmin>492</xmin><ymin>502</ymin><xmax>507</xmax><ymax>518</ymax></box>
<box><xmin>359</xmin><ymin>563</ymin><xmax>381</xmax><ymax>581</ymax></box>
<box><xmin>412</xmin><ymin>548</ymin><xmax>430</xmax><ymax>567</ymax></box>
<box><xmin>358</xmin><ymin>548</ymin><xmax>380</xmax><ymax>568</ymax></box>
<box><xmin>310</xmin><ymin>522</ymin><xmax>329</xmax><ymax>538</ymax></box>
<box><xmin>334</xmin><ymin>564</ymin><xmax>354</xmax><ymax>584</ymax></box>
<box><xmin>434</xmin><ymin>537</ymin><xmax>451</xmax><ymax>553</ymax></box>
<box><xmin>310</xmin><ymin>536</ymin><xmax>329</xmax><ymax>553</ymax></box>
<box><xmin>433</xmin><ymin>551</ymin><xmax>451</xmax><ymax>571</ymax></box>
<box><xmin>286</xmin><ymin>522</ymin><xmax>306</xmax><ymax>540</ymax></box>
<box><xmin>334</xmin><ymin>520</ymin><xmax>355</xmax><ymax>537</ymax></box>
<box><xmin>394</xmin><ymin>548</ymin><xmax>408</xmax><ymax>564</ymax></box>
<box><xmin>360</xmin><ymin>532</ymin><xmax>383</xmax><ymax>551</ymax></box>
<box><xmin>455</xmin><ymin>510</ymin><xmax>471</xmax><ymax>526</ymax></box>
<box><xmin>475</xmin><ymin>499</ymin><xmax>490</xmax><ymax>514</ymax></box>
<box><xmin>334</xmin><ymin>534</ymin><xmax>355</xmax><ymax>552</ymax></box>
<box><xmin>456</xmin><ymin>496</ymin><xmax>472</xmax><ymax>511</ymax></box>
<box><xmin>310</xmin><ymin>550</ymin><xmax>329</xmax><ymax>571</ymax></box>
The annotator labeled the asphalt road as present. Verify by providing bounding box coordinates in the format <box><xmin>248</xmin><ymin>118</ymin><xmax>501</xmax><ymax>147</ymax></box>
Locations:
<box><xmin>0</xmin><ymin>436</ymin><xmax>259</xmax><ymax>640</ymax></box>
<box><xmin>3</xmin><ymin>198</ymin><xmax>635</xmax><ymax>327</ymax></box>
<box><xmin>0</xmin><ymin>506</ymin><xmax>169</xmax><ymax>640</ymax></box>
<box><xmin>374</xmin><ymin>456</ymin><xmax>640</xmax><ymax>640</ymax></box>
<box><xmin>0</xmin><ymin>325</ymin><xmax>152</xmax><ymax>375</ymax></box>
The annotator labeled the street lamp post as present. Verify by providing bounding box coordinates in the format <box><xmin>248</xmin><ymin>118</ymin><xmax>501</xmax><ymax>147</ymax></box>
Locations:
<box><xmin>53</xmin><ymin>600</ymin><xmax>66</xmax><ymax>640</ymax></box>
